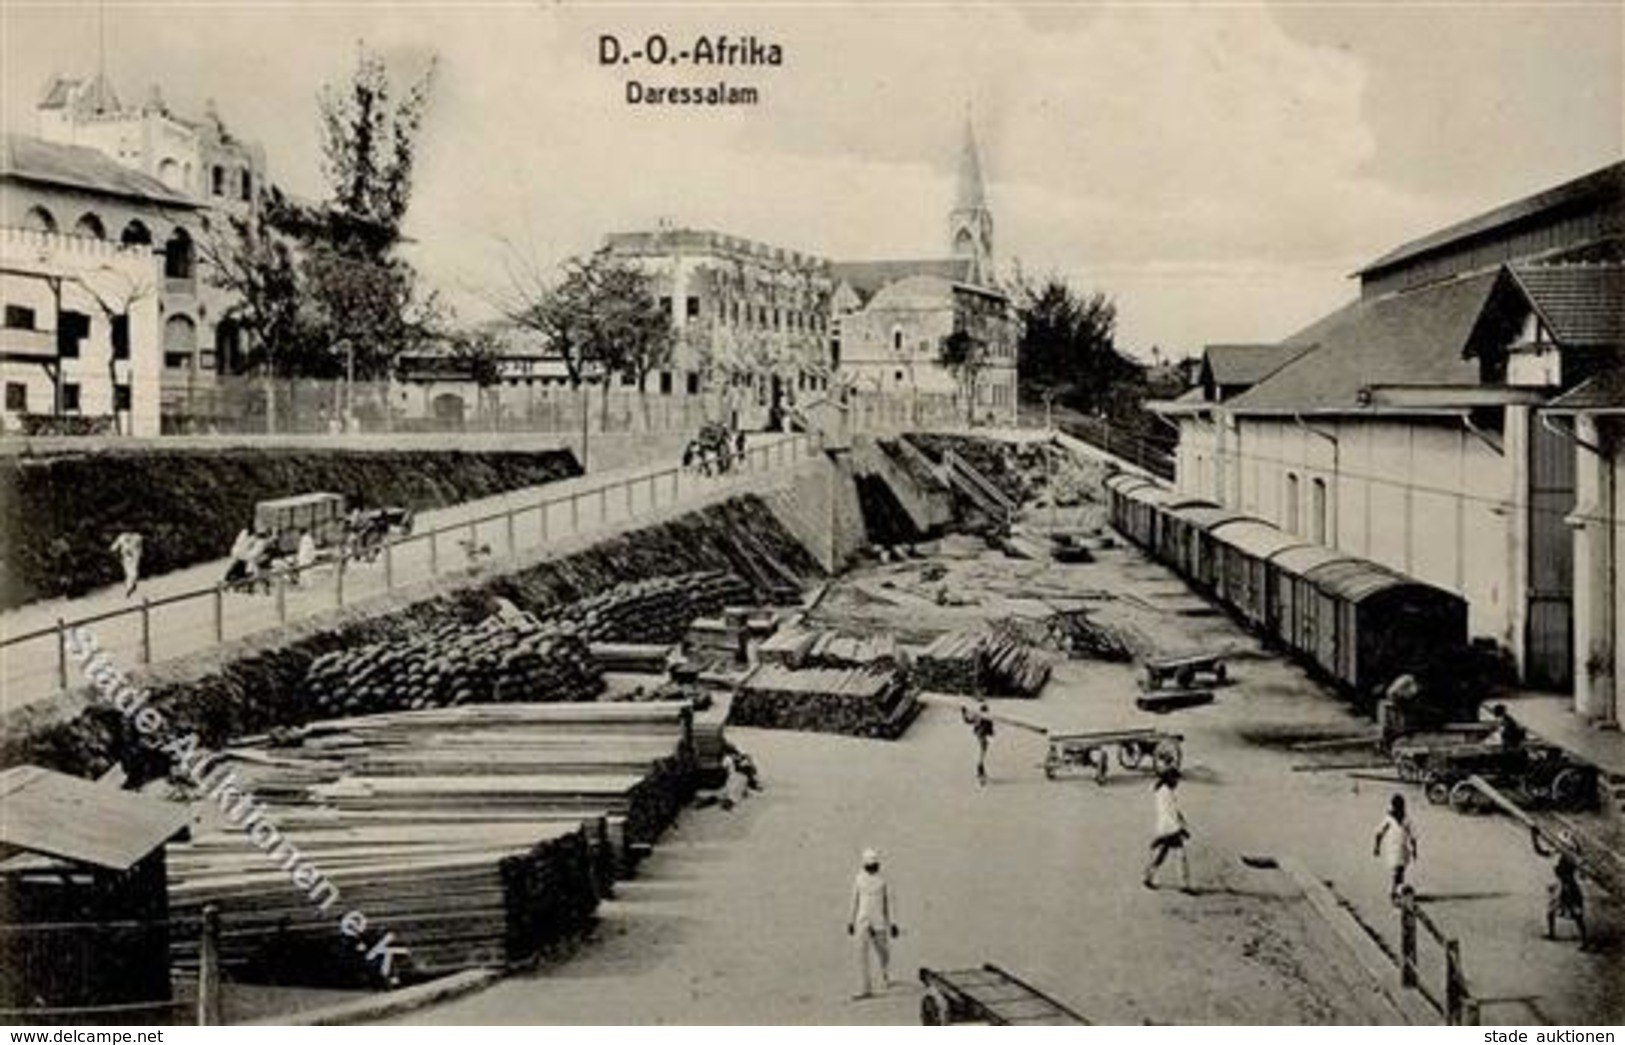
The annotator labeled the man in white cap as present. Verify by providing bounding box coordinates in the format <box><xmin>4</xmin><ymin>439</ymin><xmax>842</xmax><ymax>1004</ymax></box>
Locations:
<box><xmin>846</xmin><ymin>847</ymin><xmax>899</xmax><ymax>999</ymax></box>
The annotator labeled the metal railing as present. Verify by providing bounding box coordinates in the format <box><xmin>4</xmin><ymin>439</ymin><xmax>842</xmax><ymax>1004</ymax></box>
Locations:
<box><xmin>0</xmin><ymin>433</ymin><xmax>813</xmax><ymax>705</ymax></box>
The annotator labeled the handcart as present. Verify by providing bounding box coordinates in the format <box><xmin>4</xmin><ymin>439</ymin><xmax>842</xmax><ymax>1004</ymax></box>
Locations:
<box><xmin>918</xmin><ymin>963</ymin><xmax>1091</xmax><ymax>1026</ymax></box>
<box><xmin>1043</xmin><ymin>728</ymin><xmax>1183</xmax><ymax>784</ymax></box>
<box><xmin>1143</xmin><ymin>650</ymin><xmax>1228</xmax><ymax>690</ymax></box>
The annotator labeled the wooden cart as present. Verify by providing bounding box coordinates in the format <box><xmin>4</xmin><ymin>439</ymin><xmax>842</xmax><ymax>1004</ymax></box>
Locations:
<box><xmin>1043</xmin><ymin>728</ymin><xmax>1183</xmax><ymax>784</ymax></box>
<box><xmin>1392</xmin><ymin>739</ymin><xmax>1598</xmax><ymax>813</ymax></box>
<box><xmin>918</xmin><ymin>963</ymin><xmax>1090</xmax><ymax>1025</ymax></box>
<box><xmin>1143</xmin><ymin>651</ymin><xmax>1228</xmax><ymax>690</ymax></box>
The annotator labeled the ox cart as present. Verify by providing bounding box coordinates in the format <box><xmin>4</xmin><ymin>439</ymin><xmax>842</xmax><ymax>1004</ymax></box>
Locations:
<box><xmin>918</xmin><ymin>964</ymin><xmax>1091</xmax><ymax>1026</ymax></box>
<box><xmin>1043</xmin><ymin>728</ymin><xmax>1183</xmax><ymax>784</ymax></box>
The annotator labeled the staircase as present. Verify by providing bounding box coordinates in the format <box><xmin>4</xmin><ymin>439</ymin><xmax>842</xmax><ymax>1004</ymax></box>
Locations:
<box><xmin>939</xmin><ymin>447</ymin><xmax>1019</xmax><ymax>530</ymax></box>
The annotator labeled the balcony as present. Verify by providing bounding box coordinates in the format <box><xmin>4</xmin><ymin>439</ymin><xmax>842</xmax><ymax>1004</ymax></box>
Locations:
<box><xmin>0</xmin><ymin>327</ymin><xmax>56</xmax><ymax>359</ymax></box>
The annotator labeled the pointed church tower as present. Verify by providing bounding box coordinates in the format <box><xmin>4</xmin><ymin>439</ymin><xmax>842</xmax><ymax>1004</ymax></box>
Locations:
<box><xmin>948</xmin><ymin>118</ymin><xmax>994</xmax><ymax>285</ymax></box>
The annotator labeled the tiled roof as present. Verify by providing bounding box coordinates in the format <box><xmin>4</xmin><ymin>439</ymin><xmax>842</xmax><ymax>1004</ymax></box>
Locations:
<box><xmin>1357</xmin><ymin>162</ymin><xmax>1625</xmax><ymax>277</ymax></box>
<box><xmin>1508</xmin><ymin>262</ymin><xmax>1625</xmax><ymax>347</ymax></box>
<box><xmin>1202</xmin><ymin>343</ymin><xmax>1312</xmax><ymax>389</ymax></box>
<box><xmin>1547</xmin><ymin>368</ymin><xmax>1625</xmax><ymax>413</ymax></box>
<box><xmin>1223</xmin><ymin>271</ymin><xmax>1498</xmax><ymax>414</ymax></box>
<box><xmin>1</xmin><ymin>133</ymin><xmax>196</xmax><ymax>208</ymax></box>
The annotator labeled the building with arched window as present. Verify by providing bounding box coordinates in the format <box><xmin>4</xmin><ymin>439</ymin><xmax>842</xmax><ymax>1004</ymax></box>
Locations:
<box><xmin>2</xmin><ymin>133</ymin><xmax>197</xmax><ymax>435</ymax></box>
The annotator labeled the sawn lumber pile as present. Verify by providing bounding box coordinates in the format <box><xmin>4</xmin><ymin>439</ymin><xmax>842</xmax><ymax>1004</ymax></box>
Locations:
<box><xmin>757</xmin><ymin>627</ymin><xmax>902</xmax><ymax>671</ymax></box>
<box><xmin>168</xmin><ymin>702</ymin><xmax>699</xmax><ymax>988</ymax></box>
<box><xmin>915</xmin><ymin>629</ymin><xmax>1052</xmax><ymax>698</ymax></box>
<box><xmin>729</xmin><ymin>664</ymin><xmax>918</xmax><ymax>739</ymax></box>
<box><xmin>304</xmin><ymin>615</ymin><xmax>603</xmax><ymax>717</ymax></box>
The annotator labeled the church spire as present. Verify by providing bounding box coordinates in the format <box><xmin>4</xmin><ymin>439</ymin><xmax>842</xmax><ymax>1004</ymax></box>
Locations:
<box><xmin>948</xmin><ymin>114</ymin><xmax>994</xmax><ymax>284</ymax></box>
<box><xmin>954</xmin><ymin>117</ymin><xmax>986</xmax><ymax>212</ymax></box>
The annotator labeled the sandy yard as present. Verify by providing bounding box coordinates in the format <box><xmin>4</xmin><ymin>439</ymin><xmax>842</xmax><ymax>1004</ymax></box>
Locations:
<box><xmin>397</xmin><ymin>528</ymin><xmax>1621</xmax><ymax>1026</ymax></box>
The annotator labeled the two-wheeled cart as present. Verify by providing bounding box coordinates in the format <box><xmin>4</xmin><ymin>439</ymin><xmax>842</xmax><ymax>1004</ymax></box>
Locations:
<box><xmin>1043</xmin><ymin>728</ymin><xmax>1183</xmax><ymax>784</ymax></box>
<box><xmin>918</xmin><ymin>964</ymin><xmax>1090</xmax><ymax>1026</ymax></box>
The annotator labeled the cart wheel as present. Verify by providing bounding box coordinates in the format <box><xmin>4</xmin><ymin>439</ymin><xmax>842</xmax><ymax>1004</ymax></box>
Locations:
<box><xmin>921</xmin><ymin>988</ymin><xmax>951</xmax><ymax>1026</ymax></box>
<box><xmin>1175</xmin><ymin>667</ymin><xmax>1195</xmax><ymax>689</ymax></box>
<box><xmin>1118</xmin><ymin>743</ymin><xmax>1145</xmax><ymax>770</ymax></box>
<box><xmin>1395</xmin><ymin>757</ymin><xmax>1420</xmax><ymax>783</ymax></box>
<box><xmin>1549</xmin><ymin>767</ymin><xmax>1591</xmax><ymax>810</ymax></box>
<box><xmin>1214</xmin><ymin>662</ymin><xmax>1228</xmax><ymax>683</ymax></box>
<box><xmin>1424</xmin><ymin>775</ymin><xmax>1451</xmax><ymax>805</ymax></box>
<box><xmin>1154</xmin><ymin>738</ymin><xmax>1183</xmax><ymax>770</ymax></box>
<box><xmin>1449</xmin><ymin>780</ymin><xmax>1485</xmax><ymax>814</ymax></box>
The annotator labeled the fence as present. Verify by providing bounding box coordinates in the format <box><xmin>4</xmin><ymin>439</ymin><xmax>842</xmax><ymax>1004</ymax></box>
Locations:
<box><xmin>158</xmin><ymin>376</ymin><xmax>762</xmax><ymax>438</ymax></box>
<box><xmin>1056</xmin><ymin>415</ymin><xmax>1176</xmax><ymax>480</ymax></box>
<box><xmin>1397</xmin><ymin>890</ymin><xmax>1475</xmax><ymax>1025</ymax></box>
<box><xmin>0</xmin><ymin>433</ymin><xmax>814</xmax><ymax>706</ymax></box>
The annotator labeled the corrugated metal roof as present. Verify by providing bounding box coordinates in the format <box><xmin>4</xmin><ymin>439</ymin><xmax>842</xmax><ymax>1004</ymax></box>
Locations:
<box><xmin>1209</xmin><ymin>519</ymin><xmax>1309</xmax><ymax>560</ymax></box>
<box><xmin>0</xmin><ymin>766</ymin><xmax>191</xmax><ymax>871</ymax></box>
<box><xmin>1104</xmin><ymin>474</ymin><xmax>1160</xmax><ymax>495</ymax></box>
<box><xmin>1</xmin><ymin>133</ymin><xmax>197</xmax><ymax>208</ymax></box>
<box><xmin>1270</xmin><ymin>544</ymin><xmax>1358</xmax><ymax>579</ymax></box>
<box><xmin>1357</xmin><ymin>162</ymin><xmax>1625</xmax><ymax>278</ymax></box>
<box><xmin>1224</xmin><ymin>271</ymin><xmax>1497</xmax><ymax>414</ymax></box>
<box><xmin>1508</xmin><ymin>262</ymin><xmax>1625</xmax><ymax>347</ymax></box>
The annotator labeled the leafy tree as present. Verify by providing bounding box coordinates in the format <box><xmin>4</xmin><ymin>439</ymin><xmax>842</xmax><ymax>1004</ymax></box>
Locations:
<box><xmin>940</xmin><ymin>327</ymin><xmax>991</xmax><ymax>423</ymax></box>
<box><xmin>201</xmin><ymin>189</ymin><xmax>311</xmax><ymax>377</ymax></box>
<box><xmin>317</xmin><ymin>45</ymin><xmax>437</xmax><ymax>246</ymax></box>
<box><xmin>1012</xmin><ymin>272</ymin><xmax>1133</xmax><ymax>415</ymax></box>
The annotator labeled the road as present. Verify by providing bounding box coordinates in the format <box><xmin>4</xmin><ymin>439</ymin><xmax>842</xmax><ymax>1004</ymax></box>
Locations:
<box><xmin>0</xmin><ymin>433</ymin><xmax>808</xmax><ymax>712</ymax></box>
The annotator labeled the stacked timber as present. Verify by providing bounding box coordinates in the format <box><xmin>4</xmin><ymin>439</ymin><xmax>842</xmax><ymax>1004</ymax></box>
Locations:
<box><xmin>757</xmin><ymin>627</ymin><xmax>818</xmax><ymax>668</ymax></box>
<box><xmin>915</xmin><ymin>629</ymin><xmax>1052</xmax><ymax>698</ymax></box>
<box><xmin>169</xmin><ymin>702</ymin><xmax>700</xmax><ymax>988</ymax></box>
<box><xmin>685</xmin><ymin>616</ymin><xmax>748</xmax><ymax>668</ymax></box>
<box><xmin>564</xmin><ymin>572</ymin><xmax>754</xmax><ymax>644</ymax></box>
<box><xmin>730</xmin><ymin>664</ymin><xmax>917</xmax><ymax>739</ymax></box>
<box><xmin>801</xmin><ymin>631</ymin><xmax>903</xmax><ymax>671</ymax></box>
<box><xmin>304</xmin><ymin>616</ymin><xmax>602</xmax><ymax>716</ymax></box>
<box><xmin>169</xmin><ymin>823</ymin><xmax>601</xmax><ymax>988</ymax></box>
<box><xmin>589</xmin><ymin>642</ymin><xmax>675</xmax><ymax>674</ymax></box>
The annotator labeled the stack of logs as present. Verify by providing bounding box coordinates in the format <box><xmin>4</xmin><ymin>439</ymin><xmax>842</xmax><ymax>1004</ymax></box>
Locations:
<box><xmin>168</xmin><ymin>702</ymin><xmax>698</xmax><ymax>988</ymax></box>
<box><xmin>730</xmin><ymin>664</ymin><xmax>917</xmax><ymax>739</ymax></box>
<box><xmin>915</xmin><ymin>629</ymin><xmax>1052</xmax><ymax>698</ymax></box>
<box><xmin>563</xmin><ymin>572</ymin><xmax>755</xmax><ymax>644</ymax></box>
<box><xmin>304</xmin><ymin>616</ymin><xmax>603</xmax><ymax>717</ymax></box>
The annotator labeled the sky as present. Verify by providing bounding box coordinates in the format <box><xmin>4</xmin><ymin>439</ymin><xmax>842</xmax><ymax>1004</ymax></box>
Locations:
<box><xmin>3</xmin><ymin>0</ymin><xmax>1620</xmax><ymax>359</ymax></box>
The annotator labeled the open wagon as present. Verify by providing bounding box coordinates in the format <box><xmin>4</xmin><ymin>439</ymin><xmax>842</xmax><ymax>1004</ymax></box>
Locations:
<box><xmin>919</xmin><ymin>963</ymin><xmax>1090</xmax><ymax>1025</ymax></box>
<box><xmin>1043</xmin><ymin>728</ymin><xmax>1183</xmax><ymax>784</ymax></box>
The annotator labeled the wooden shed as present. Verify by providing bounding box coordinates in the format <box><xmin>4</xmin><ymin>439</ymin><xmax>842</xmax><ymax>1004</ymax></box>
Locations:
<box><xmin>0</xmin><ymin>766</ymin><xmax>191</xmax><ymax>1024</ymax></box>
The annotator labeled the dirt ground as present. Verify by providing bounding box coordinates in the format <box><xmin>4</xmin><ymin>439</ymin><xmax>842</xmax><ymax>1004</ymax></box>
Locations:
<box><xmin>395</xmin><ymin>517</ymin><xmax>1620</xmax><ymax>1025</ymax></box>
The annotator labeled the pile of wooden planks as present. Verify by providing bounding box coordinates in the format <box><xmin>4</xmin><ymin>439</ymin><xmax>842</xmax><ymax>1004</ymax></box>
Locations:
<box><xmin>684</xmin><ymin>616</ymin><xmax>749</xmax><ymax>668</ymax></box>
<box><xmin>729</xmin><ymin>664</ymin><xmax>918</xmax><ymax>739</ymax></box>
<box><xmin>915</xmin><ymin>629</ymin><xmax>1052</xmax><ymax>698</ymax></box>
<box><xmin>564</xmin><ymin>571</ymin><xmax>755</xmax><ymax>644</ymax></box>
<box><xmin>305</xmin><ymin>616</ymin><xmax>602</xmax><ymax>717</ymax></box>
<box><xmin>757</xmin><ymin>627</ymin><xmax>901</xmax><ymax>671</ymax></box>
<box><xmin>169</xmin><ymin>702</ymin><xmax>700</xmax><ymax>988</ymax></box>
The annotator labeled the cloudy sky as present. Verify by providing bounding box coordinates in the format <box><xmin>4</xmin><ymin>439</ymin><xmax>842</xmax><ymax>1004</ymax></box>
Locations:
<box><xmin>4</xmin><ymin>1</ymin><xmax>1620</xmax><ymax>357</ymax></box>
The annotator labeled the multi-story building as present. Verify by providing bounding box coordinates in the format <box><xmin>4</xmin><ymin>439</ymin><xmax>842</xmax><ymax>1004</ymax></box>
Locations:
<box><xmin>1</xmin><ymin>134</ymin><xmax>185</xmax><ymax>435</ymax></box>
<box><xmin>1158</xmin><ymin>162</ymin><xmax>1623</xmax><ymax>715</ymax></box>
<box><xmin>34</xmin><ymin>74</ymin><xmax>269</xmax><ymax>422</ymax></box>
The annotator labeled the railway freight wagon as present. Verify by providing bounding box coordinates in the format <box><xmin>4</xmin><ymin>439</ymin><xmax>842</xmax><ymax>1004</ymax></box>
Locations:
<box><xmin>1162</xmin><ymin>504</ymin><xmax>1252</xmax><ymax>592</ymax></box>
<box><xmin>1104</xmin><ymin>473</ymin><xmax>1469</xmax><ymax>706</ymax></box>
<box><xmin>1207</xmin><ymin>520</ymin><xmax>1308</xmax><ymax>630</ymax></box>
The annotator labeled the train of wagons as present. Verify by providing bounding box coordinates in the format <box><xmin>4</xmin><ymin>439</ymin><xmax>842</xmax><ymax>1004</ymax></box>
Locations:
<box><xmin>1104</xmin><ymin>472</ymin><xmax>1477</xmax><ymax>714</ymax></box>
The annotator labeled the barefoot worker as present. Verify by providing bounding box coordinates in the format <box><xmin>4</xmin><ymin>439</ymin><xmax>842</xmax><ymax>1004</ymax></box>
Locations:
<box><xmin>847</xmin><ymin>848</ymin><xmax>900</xmax><ymax>999</ymax></box>
<box><xmin>1372</xmin><ymin>794</ymin><xmax>1419</xmax><ymax>903</ymax></box>
<box><xmin>962</xmin><ymin>700</ymin><xmax>996</xmax><ymax>785</ymax></box>
<box><xmin>1143</xmin><ymin>768</ymin><xmax>1191</xmax><ymax>891</ymax></box>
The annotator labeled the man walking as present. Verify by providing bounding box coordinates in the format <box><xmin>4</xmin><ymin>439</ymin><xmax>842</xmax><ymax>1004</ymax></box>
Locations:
<box><xmin>963</xmin><ymin>700</ymin><xmax>995</xmax><ymax>785</ymax></box>
<box><xmin>847</xmin><ymin>848</ymin><xmax>900</xmax><ymax>999</ymax></box>
<box><xmin>109</xmin><ymin>530</ymin><xmax>144</xmax><ymax>598</ymax></box>
<box><xmin>1373</xmin><ymin>794</ymin><xmax>1419</xmax><ymax>903</ymax></box>
<box><xmin>1143</xmin><ymin>768</ymin><xmax>1191</xmax><ymax>891</ymax></box>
